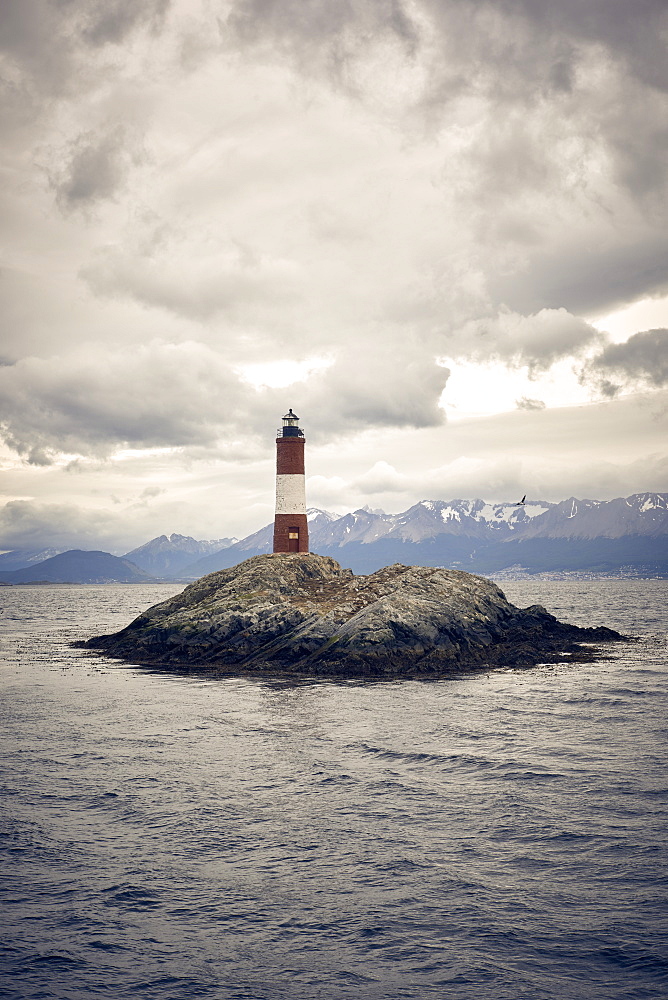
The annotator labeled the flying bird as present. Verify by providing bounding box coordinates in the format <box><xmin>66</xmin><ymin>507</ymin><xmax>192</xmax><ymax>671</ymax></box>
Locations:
<box><xmin>516</xmin><ymin>495</ymin><xmax>526</xmax><ymax>505</ymax></box>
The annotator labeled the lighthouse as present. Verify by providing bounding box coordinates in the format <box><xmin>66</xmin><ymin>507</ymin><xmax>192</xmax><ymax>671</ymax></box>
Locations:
<box><xmin>273</xmin><ymin>408</ymin><xmax>309</xmax><ymax>554</ymax></box>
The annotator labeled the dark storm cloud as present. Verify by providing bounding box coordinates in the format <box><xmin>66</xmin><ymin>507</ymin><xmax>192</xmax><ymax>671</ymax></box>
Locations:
<box><xmin>302</xmin><ymin>348</ymin><xmax>450</xmax><ymax>437</ymax></box>
<box><xmin>80</xmin><ymin>0</ymin><xmax>171</xmax><ymax>47</ymax></box>
<box><xmin>582</xmin><ymin>328</ymin><xmax>668</xmax><ymax>397</ymax></box>
<box><xmin>490</xmin><ymin>0</ymin><xmax>668</xmax><ymax>91</ymax></box>
<box><xmin>0</xmin><ymin>344</ymin><xmax>252</xmax><ymax>460</ymax></box>
<box><xmin>0</xmin><ymin>0</ymin><xmax>171</xmax><ymax>98</ymax></box>
<box><xmin>51</xmin><ymin>128</ymin><xmax>138</xmax><ymax>209</ymax></box>
<box><xmin>225</xmin><ymin>0</ymin><xmax>668</xmax><ymax>96</ymax></box>
<box><xmin>226</xmin><ymin>0</ymin><xmax>419</xmax><ymax>76</ymax></box>
<box><xmin>0</xmin><ymin>0</ymin><xmax>172</xmax><ymax>218</ymax></box>
<box><xmin>0</xmin><ymin>340</ymin><xmax>450</xmax><ymax>461</ymax></box>
<box><xmin>452</xmin><ymin>308</ymin><xmax>601</xmax><ymax>372</ymax></box>
<box><xmin>222</xmin><ymin>0</ymin><xmax>668</xmax><ymax>319</ymax></box>
<box><xmin>488</xmin><ymin>236</ymin><xmax>668</xmax><ymax>317</ymax></box>
<box><xmin>2</xmin><ymin>0</ymin><xmax>667</xmax><ymax>550</ymax></box>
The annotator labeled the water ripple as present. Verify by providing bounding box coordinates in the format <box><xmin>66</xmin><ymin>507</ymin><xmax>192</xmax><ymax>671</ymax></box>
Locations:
<box><xmin>0</xmin><ymin>580</ymin><xmax>667</xmax><ymax>1000</ymax></box>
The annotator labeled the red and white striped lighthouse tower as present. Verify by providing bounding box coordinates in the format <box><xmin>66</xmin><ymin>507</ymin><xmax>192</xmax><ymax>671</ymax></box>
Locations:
<box><xmin>273</xmin><ymin>408</ymin><xmax>309</xmax><ymax>554</ymax></box>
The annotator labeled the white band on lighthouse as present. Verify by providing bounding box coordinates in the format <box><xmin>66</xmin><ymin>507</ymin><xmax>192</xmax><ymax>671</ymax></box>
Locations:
<box><xmin>275</xmin><ymin>474</ymin><xmax>307</xmax><ymax>515</ymax></box>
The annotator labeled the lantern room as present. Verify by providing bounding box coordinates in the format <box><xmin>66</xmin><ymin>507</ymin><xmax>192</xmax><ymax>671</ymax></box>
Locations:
<box><xmin>280</xmin><ymin>408</ymin><xmax>304</xmax><ymax>438</ymax></box>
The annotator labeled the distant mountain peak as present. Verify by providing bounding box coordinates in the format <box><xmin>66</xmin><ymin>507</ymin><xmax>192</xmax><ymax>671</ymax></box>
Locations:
<box><xmin>123</xmin><ymin>533</ymin><xmax>238</xmax><ymax>578</ymax></box>
<box><xmin>307</xmin><ymin>507</ymin><xmax>340</xmax><ymax>522</ymax></box>
<box><xmin>178</xmin><ymin>492</ymin><xmax>668</xmax><ymax>578</ymax></box>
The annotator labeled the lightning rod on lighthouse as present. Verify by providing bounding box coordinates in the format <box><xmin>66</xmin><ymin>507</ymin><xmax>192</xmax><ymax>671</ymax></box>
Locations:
<box><xmin>273</xmin><ymin>408</ymin><xmax>309</xmax><ymax>554</ymax></box>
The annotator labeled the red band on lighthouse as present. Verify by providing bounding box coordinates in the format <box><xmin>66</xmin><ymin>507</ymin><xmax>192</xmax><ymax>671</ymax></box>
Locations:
<box><xmin>273</xmin><ymin>409</ymin><xmax>309</xmax><ymax>554</ymax></box>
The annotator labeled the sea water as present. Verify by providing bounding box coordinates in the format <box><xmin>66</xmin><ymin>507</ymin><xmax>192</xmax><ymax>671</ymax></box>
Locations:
<box><xmin>1</xmin><ymin>579</ymin><xmax>667</xmax><ymax>1000</ymax></box>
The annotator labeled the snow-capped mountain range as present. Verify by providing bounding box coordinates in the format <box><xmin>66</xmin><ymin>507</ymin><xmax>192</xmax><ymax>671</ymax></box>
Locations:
<box><xmin>181</xmin><ymin>493</ymin><xmax>668</xmax><ymax>577</ymax></box>
<box><xmin>1</xmin><ymin>494</ymin><xmax>666</xmax><ymax>581</ymax></box>
<box><xmin>0</xmin><ymin>547</ymin><xmax>64</xmax><ymax>573</ymax></box>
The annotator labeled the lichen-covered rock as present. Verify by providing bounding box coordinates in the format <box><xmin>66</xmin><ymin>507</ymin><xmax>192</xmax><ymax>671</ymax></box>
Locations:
<box><xmin>82</xmin><ymin>553</ymin><xmax>622</xmax><ymax>677</ymax></box>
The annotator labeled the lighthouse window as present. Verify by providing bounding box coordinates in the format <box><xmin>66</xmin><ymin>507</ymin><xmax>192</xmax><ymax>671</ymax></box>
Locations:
<box><xmin>288</xmin><ymin>531</ymin><xmax>299</xmax><ymax>539</ymax></box>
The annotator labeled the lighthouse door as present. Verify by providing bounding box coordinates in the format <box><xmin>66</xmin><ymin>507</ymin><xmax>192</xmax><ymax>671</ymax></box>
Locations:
<box><xmin>288</xmin><ymin>528</ymin><xmax>300</xmax><ymax>552</ymax></box>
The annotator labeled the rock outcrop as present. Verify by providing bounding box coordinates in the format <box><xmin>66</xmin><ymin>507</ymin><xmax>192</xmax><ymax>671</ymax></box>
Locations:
<box><xmin>82</xmin><ymin>553</ymin><xmax>622</xmax><ymax>677</ymax></box>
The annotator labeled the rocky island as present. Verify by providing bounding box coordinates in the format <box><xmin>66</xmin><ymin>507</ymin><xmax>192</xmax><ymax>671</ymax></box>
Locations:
<box><xmin>82</xmin><ymin>553</ymin><xmax>622</xmax><ymax>678</ymax></box>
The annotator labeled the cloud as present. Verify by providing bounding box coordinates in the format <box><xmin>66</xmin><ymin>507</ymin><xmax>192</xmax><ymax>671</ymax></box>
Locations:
<box><xmin>415</xmin><ymin>451</ymin><xmax>668</xmax><ymax>509</ymax></box>
<box><xmin>0</xmin><ymin>499</ymin><xmax>128</xmax><ymax>552</ymax></box>
<box><xmin>353</xmin><ymin>461</ymin><xmax>409</xmax><ymax>495</ymax></box>
<box><xmin>450</xmin><ymin>308</ymin><xmax>601</xmax><ymax>372</ymax></box>
<box><xmin>1</xmin><ymin>393</ymin><xmax>665</xmax><ymax>552</ymax></box>
<box><xmin>490</xmin><ymin>235</ymin><xmax>668</xmax><ymax>317</ymax></box>
<box><xmin>516</xmin><ymin>397</ymin><xmax>546</xmax><ymax>411</ymax></box>
<box><xmin>80</xmin><ymin>0</ymin><xmax>171</xmax><ymax>47</ymax></box>
<box><xmin>299</xmin><ymin>345</ymin><xmax>450</xmax><ymax>437</ymax></box>
<box><xmin>304</xmin><ymin>475</ymin><xmax>350</xmax><ymax>512</ymax></box>
<box><xmin>581</xmin><ymin>328</ymin><xmax>668</xmax><ymax>397</ymax></box>
<box><xmin>0</xmin><ymin>342</ymin><xmax>257</xmax><ymax>460</ymax></box>
<box><xmin>139</xmin><ymin>485</ymin><xmax>165</xmax><ymax>498</ymax></box>
<box><xmin>221</xmin><ymin>0</ymin><xmax>668</xmax><ymax>167</ymax></box>
<box><xmin>0</xmin><ymin>338</ymin><xmax>450</xmax><ymax>463</ymax></box>
<box><xmin>81</xmin><ymin>228</ymin><xmax>302</xmax><ymax>321</ymax></box>
<box><xmin>503</xmin><ymin>0</ymin><xmax>668</xmax><ymax>92</ymax></box>
<box><xmin>226</xmin><ymin>0</ymin><xmax>420</xmax><ymax>86</ymax></box>
<box><xmin>0</xmin><ymin>493</ymin><xmax>204</xmax><ymax>554</ymax></box>
<box><xmin>51</xmin><ymin>127</ymin><xmax>141</xmax><ymax>209</ymax></box>
<box><xmin>225</xmin><ymin>0</ymin><xmax>668</xmax><ymax>99</ymax></box>
<box><xmin>308</xmin><ymin>393</ymin><xmax>668</xmax><ymax>513</ymax></box>
<box><xmin>221</xmin><ymin>0</ymin><xmax>668</xmax><ymax>320</ymax></box>
<box><xmin>0</xmin><ymin>0</ymin><xmax>172</xmax><ymax>101</ymax></box>
<box><xmin>2</xmin><ymin>0</ymin><xmax>668</xmax><ymax>555</ymax></box>
<box><xmin>6</xmin><ymin>0</ymin><xmax>666</xmax><ymax>363</ymax></box>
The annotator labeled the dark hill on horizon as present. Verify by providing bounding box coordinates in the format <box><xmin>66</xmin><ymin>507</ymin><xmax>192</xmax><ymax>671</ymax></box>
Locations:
<box><xmin>0</xmin><ymin>550</ymin><xmax>152</xmax><ymax>584</ymax></box>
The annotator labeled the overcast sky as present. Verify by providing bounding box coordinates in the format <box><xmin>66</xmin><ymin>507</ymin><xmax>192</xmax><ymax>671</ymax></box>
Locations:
<box><xmin>1</xmin><ymin>0</ymin><xmax>667</xmax><ymax>553</ymax></box>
